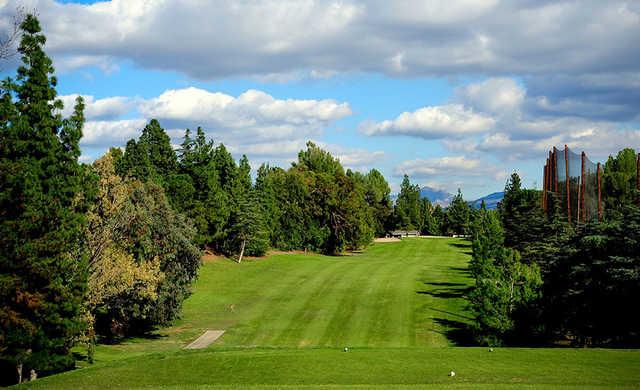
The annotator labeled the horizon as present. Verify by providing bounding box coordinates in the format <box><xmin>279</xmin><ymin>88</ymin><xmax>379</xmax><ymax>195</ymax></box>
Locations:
<box><xmin>1</xmin><ymin>1</ymin><xmax>638</xmax><ymax>198</ymax></box>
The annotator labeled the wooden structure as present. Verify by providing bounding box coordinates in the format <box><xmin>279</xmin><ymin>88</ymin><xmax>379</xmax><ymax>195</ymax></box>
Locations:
<box><xmin>543</xmin><ymin>145</ymin><xmax>602</xmax><ymax>224</ymax></box>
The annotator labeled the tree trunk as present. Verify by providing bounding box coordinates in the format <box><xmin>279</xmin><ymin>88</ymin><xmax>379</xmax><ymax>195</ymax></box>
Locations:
<box><xmin>238</xmin><ymin>238</ymin><xmax>246</xmax><ymax>263</ymax></box>
<box><xmin>16</xmin><ymin>363</ymin><xmax>22</xmax><ymax>384</ymax></box>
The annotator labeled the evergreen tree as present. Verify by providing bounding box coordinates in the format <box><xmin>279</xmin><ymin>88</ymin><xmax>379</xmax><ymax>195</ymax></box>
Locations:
<box><xmin>228</xmin><ymin>191</ymin><xmax>269</xmax><ymax>262</ymax></box>
<box><xmin>138</xmin><ymin>119</ymin><xmax>177</xmax><ymax>178</ymax></box>
<box><xmin>447</xmin><ymin>189</ymin><xmax>470</xmax><ymax>235</ymax></box>
<box><xmin>469</xmin><ymin>206</ymin><xmax>542</xmax><ymax>346</ymax></box>
<box><xmin>602</xmin><ymin>148</ymin><xmax>638</xmax><ymax>216</ymax></box>
<box><xmin>363</xmin><ymin>169</ymin><xmax>393</xmax><ymax>236</ymax></box>
<box><xmin>0</xmin><ymin>15</ymin><xmax>93</xmax><ymax>383</ymax></box>
<box><xmin>499</xmin><ymin>172</ymin><xmax>547</xmax><ymax>252</ymax></box>
<box><xmin>431</xmin><ymin>204</ymin><xmax>445</xmax><ymax>235</ymax></box>
<box><xmin>394</xmin><ymin>174</ymin><xmax>422</xmax><ymax>230</ymax></box>
<box><xmin>212</xmin><ymin>143</ymin><xmax>237</xmax><ymax>193</ymax></box>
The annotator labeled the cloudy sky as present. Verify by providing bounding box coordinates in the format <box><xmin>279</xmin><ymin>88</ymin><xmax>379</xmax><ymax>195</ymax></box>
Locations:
<box><xmin>1</xmin><ymin>0</ymin><xmax>639</xmax><ymax>198</ymax></box>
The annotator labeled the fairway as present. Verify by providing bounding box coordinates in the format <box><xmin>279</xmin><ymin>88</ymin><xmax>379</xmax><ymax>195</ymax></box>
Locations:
<box><xmin>19</xmin><ymin>238</ymin><xmax>640</xmax><ymax>389</ymax></box>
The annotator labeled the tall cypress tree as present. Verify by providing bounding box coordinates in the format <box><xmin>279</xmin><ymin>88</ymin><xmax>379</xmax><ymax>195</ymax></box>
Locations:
<box><xmin>0</xmin><ymin>15</ymin><xmax>91</xmax><ymax>383</ymax></box>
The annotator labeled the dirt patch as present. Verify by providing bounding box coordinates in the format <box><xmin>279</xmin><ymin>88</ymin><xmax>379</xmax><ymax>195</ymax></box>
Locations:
<box><xmin>201</xmin><ymin>253</ymin><xmax>227</xmax><ymax>263</ymax></box>
<box><xmin>374</xmin><ymin>237</ymin><xmax>401</xmax><ymax>243</ymax></box>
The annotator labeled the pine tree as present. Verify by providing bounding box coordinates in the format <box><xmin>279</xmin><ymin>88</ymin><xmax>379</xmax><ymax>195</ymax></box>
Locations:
<box><xmin>229</xmin><ymin>191</ymin><xmax>269</xmax><ymax>262</ymax></box>
<box><xmin>394</xmin><ymin>174</ymin><xmax>422</xmax><ymax>230</ymax></box>
<box><xmin>447</xmin><ymin>189</ymin><xmax>470</xmax><ymax>235</ymax></box>
<box><xmin>138</xmin><ymin>119</ymin><xmax>177</xmax><ymax>178</ymax></box>
<box><xmin>0</xmin><ymin>15</ymin><xmax>92</xmax><ymax>383</ymax></box>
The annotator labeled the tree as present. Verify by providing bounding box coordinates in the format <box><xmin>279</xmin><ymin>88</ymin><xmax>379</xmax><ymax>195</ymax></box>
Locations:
<box><xmin>363</xmin><ymin>169</ymin><xmax>393</xmax><ymax>236</ymax></box>
<box><xmin>228</xmin><ymin>191</ymin><xmax>269</xmax><ymax>262</ymax></box>
<box><xmin>87</xmin><ymin>151</ymin><xmax>201</xmax><ymax>339</ymax></box>
<box><xmin>0</xmin><ymin>7</ymin><xmax>25</xmax><ymax>62</ymax></box>
<box><xmin>469</xmin><ymin>207</ymin><xmax>542</xmax><ymax>346</ymax></box>
<box><xmin>0</xmin><ymin>15</ymin><xmax>93</xmax><ymax>383</ymax></box>
<box><xmin>602</xmin><ymin>148</ymin><xmax>638</xmax><ymax>216</ymax></box>
<box><xmin>85</xmin><ymin>153</ymin><xmax>162</xmax><ymax>341</ymax></box>
<box><xmin>499</xmin><ymin>172</ymin><xmax>546</xmax><ymax>252</ymax></box>
<box><xmin>138</xmin><ymin>119</ymin><xmax>177</xmax><ymax>178</ymax></box>
<box><xmin>431</xmin><ymin>204</ymin><xmax>445</xmax><ymax>235</ymax></box>
<box><xmin>447</xmin><ymin>189</ymin><xmax>470</xmax><ymax>235</ymax></box>
<box><xmin>394</xmin><ymin>174</ymin><xmax>422</xmax><ymax>230</ymax></box>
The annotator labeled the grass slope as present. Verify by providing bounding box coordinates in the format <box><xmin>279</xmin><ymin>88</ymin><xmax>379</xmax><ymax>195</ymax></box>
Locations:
<box><xmin>19</xmin><ymin>238</ymin><xmax>640</xmax><ymax>389</ymax></box>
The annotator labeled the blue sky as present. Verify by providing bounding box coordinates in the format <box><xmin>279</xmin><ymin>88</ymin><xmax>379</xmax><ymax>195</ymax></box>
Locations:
<box><xmin>2</xmin><ymin>0</ymin><xmax>639</xmax><ymax>198</ymax></box>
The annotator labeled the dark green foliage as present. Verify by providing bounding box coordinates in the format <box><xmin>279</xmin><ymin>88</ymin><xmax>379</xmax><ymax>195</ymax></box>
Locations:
<box><xmin>0</xmin><ymin>15</ymin><xmax>93</xmax><ymax>383</ymax></box>
<box><xmin>254</xmin><ymin>142</ymin><xmax>375</xmax><ymax>254</ymax></box>
<box><xmin>118</xmin><ymin>139</ymin><xmax>154</xmax><ymax>179</ymax></box>
<box><xmin>172</xmin><ymin>128</ymin><xmax>229</xmax><ymax>248</ymax></box>
<box><xmin>541</xmin><ymin>203</ymin><xmax>640</xmax><ymax>346</ymax></box>
<box><xmin>447</xmin><ymin>189</ymin><xmax>470</xmax><ymax>235</ymax></box>
<box><xmin>139</xmin><ymin>119</ymin><xmax>177</xmax><ymax>178</ymax></box>
<box><xmin>362</xmin><ymin>169</ymin><xmax>393</xmax><ymax>237</ymax></box>
<box><xmin>228</xmin><ymin>190</ymin><xmax>269</xmax><ymax>259</ymax></box>
<box><xmin>602</xmin><ymin>148</ymin><xmax>638</xmax><ymax>216</ymax></box>
<box><xmin>394</xmin><ymin>174</ymin><xmax>423</xmax><ymax>230</ymax></box>
<box><xmin>499</xmin><ymin>172</ymin><xmax>547</xmax><ymax>253</ymax></box>
<box><xmin>430</xmin><ymin>205</ymin><xmax>445</xmax><ymax>235</ymax></box>
<box><xmin>469</xmin><ymin>207</ymin><xmax>542</xmax><ymax>346</ymax></box>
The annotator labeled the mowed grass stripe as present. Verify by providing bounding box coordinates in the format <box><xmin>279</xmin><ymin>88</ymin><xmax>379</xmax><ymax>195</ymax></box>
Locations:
<box><xmin>317</xmin><ymin>254</ymin><xmax>392</xmax><ymax>347</ymax></box>
<box><xmin>27</xmin><ymin>348</ymin><xmax>640</xmax><ymax>389</ymax></box>
<box><xmin>270</xmin><ymin>258</ymin><xmax>366</xmax><ymax>347</ymax></box>
<box><xmin>234</xmin><ymin>256</ymin><xmax>345</xmax><ymax>347</ymax></box>
<box><xmin>186</xmin><ymin>257</ymin><xmax>316</xmax><ymax>346</ymax></box>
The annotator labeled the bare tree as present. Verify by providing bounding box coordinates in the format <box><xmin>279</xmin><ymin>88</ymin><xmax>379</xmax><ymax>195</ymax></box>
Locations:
<box><xmin>0</xmin><ymin>7</ymin><xmax>26</xmax><ymax>62</ymax></box>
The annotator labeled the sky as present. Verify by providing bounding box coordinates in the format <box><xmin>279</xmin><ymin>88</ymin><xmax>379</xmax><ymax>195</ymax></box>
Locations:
<box><xmin>1</xmin><ymin>0</ymin><xmax>639</xmax><ymax>199</ymax></box>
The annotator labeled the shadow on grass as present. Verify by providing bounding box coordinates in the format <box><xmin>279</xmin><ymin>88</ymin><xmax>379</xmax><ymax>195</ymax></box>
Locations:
<box><xmin>448</xmin><ymin>241</ymin><xmax>473</xmax><ymax>256</ymax></box>
<box><xmin>424</xmin><ymin>281</ymin><xmax>467</xmax><ymax>287</ymax></box>
<box><xmin>448</xmin><ymin>241</ymin><xmax>472</xmax><ymax>249</ymax></box>
<box><xmin>448</xmin><ymin>266</ymin><xmax>472</xmax><ymax>277</ymax></box>
<box><xmin>433</xmin><ymin>318</ymin><xmax>475</xmax><ymax>346</ymax></box>
<box><xmin>417</xmin><ymin>286</ymin><xmax>473</xmax><ymax>299</ymax></box>
<box><xmin>425</xmin><ymin>306</ymin><xmax>473</xmax><ymax>322</ymax></box>
<box><xmin>97</xmin><ymin>330</ymin><xmax>167</xmax><ymax>345</ymax></box>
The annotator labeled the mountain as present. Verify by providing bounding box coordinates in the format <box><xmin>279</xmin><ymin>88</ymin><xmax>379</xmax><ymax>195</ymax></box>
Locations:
<box><xmin>468</xmin><ymin>191</ymin><xmax>504</xmax><ymax>210</ymax></box>
<box><xmin>419</xmin><ymin>186</ymin><xmax>453</xmax><ymax>207</ymax></box>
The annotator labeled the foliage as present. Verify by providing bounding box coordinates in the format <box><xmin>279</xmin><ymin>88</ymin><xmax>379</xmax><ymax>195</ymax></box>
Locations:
<box><xmin>227</xmin><ymin>190</ymin><xmax>269</xmax><ymax>260</ymax></box>
<box><xmin>469</xmin><ymin>206</ymin><xmax>542</xmax><ymax>346</ymax></box>
<box><xmin>0</xmin><ymin>15</ymin><xmax>93</xmax><ymax>383</ymax></box>
<box><xmin>602</xmin><ymin>148</ymin><xmax>638</xmax><ymax>216</ymax></box>
<box><xmin>447</xmin><ymin>189</ymin><xmax>471</xmax><ymax>235</ymax></box>
<box><xmin>541</xmin><ymin>203</ymin><xmax>640</xmax><ymax>346</ymax></box>
<box><xmin>394</xmin><ymin>174</ymin><xmax>422</xmax><ymax>230</ymax></box>
<box><xmin>87</xmin><ymin>151</ymin><xmax>201</xmax><ymax>339</ymax></box>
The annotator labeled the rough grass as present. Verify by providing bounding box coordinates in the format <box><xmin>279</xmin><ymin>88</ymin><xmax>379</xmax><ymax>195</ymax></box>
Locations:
<box><xmin>18</xmin><ymin>238</ymin><xmax>640</xmax><ymax>389</ymax></box>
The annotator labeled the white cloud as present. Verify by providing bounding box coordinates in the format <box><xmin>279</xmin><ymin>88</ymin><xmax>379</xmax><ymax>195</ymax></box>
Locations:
<box><xmin>394</xmin><ymin>156</ymin><xmax>507</xmax><ymax>181</ymax></box>
<box><xmin>80</xmin><ymin>119</ymin><xmax>146</xmax><ymax>147</ymax></box>
<box><xmin>455</xmin><ymin>77</ymin><xmax>525</xmax><ymax>115</ymax></box>
<box><xmin>229</xmin><ymin>139</ymin><xmax>384</xmax><ymax>171</ymax></box>
<box><xmin>2</xmin><ymin>1</ymin><xmax>638</xmax><ymax>80</ymax></box>
<box><xmin>139</xmin><ymin>87</ymin><xmax>351</xmax><ymax>143</ymax></box>
<box><xmin>360</xmin><ymin>104</ymin><xmax>494</xmax><ymax>139</ymax></box>
<box><xmin>59</xmin><ymin>94</ymin><xmax>133</xmax><ymax>120</ymax></box>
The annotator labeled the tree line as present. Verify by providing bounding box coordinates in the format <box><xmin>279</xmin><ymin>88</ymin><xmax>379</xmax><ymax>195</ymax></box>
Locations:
<box><xmin>469</xmin><ymin>150</ymin><xmax>640</xmax><ymax>347</ymax></box>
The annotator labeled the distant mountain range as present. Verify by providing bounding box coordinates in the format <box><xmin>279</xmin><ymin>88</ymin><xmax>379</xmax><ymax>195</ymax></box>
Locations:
<box><xmin>419</xmin><ymin>187</ymin><xmax>453</xmax><ymax>206</ymax></box>
<box><xmin>393</xmin><ymin>186</ymin><xmax>504</xmax><ymax>210</ymax></box>
<box><xmin>468</xmin><ymin>191</ymin><xmax>504</xmax><ymax>210</ymax></box>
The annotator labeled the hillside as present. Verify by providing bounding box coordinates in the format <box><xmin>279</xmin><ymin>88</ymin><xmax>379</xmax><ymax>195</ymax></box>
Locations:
<box><xmin>469</xmin><ymin>192</ymin><xmax>505</xmax><ymax>210</ymax></box>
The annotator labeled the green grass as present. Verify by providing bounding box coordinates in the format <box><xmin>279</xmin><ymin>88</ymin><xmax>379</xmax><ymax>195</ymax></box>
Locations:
<box><xmin>19</xmin><ymin>238</ymin><xmax>640</xmax><ymax>389</ymax></box>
